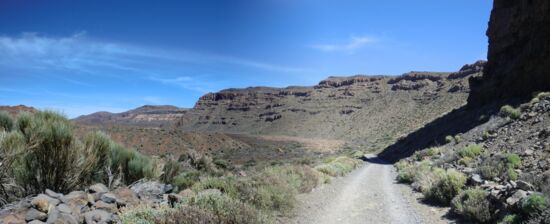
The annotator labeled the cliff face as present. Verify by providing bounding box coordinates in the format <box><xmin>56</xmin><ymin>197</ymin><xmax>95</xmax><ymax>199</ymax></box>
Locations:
<box><xmin>468</xmin><ymin>0</ymin><xmax>550</xmax><ymax>106</ymax></box>
<box><xmin>174</xmin><ymin>64</ymin><xmax>482</xmax><ymax>149</ymax></box>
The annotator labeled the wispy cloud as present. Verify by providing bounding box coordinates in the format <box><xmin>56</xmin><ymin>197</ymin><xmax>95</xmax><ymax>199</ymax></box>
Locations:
<box><xmin>148</xmin><ymin>76</ymin><xmax>212</xmax><ymax>93</ymax></box>
<box><xmin>0</xmin><ymin>32</ymin><xmax>308</xmax><ymax>79</ymax></box>
<box><xmin>311</xmin><ymin>35</ymin><xmax>377</xmax><ymax>53</ymax></box>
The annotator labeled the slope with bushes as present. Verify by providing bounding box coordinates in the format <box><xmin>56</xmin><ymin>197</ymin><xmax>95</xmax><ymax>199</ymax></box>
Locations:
<box><xmin>394</xmin><ymin>93</ymin><xmax>550</xmax><ymax>223</ymax></box>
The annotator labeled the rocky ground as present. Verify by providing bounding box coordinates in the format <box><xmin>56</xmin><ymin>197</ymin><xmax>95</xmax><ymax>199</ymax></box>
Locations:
<box><xmin>0</xmin><ymin>180</ymin><xmax>184</xmax><ymax>224</ymax></box>
<box><xmin>395</xmin><ymin>93</ymin><xmax>550</xmax><ymax>222</ymax></box>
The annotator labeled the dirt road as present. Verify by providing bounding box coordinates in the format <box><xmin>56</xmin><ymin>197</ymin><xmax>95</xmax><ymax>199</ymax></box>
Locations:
<box><xmin>287</xmin><ymin>156</ymin><xmax>451</xmax><ymax>224</ymax></box>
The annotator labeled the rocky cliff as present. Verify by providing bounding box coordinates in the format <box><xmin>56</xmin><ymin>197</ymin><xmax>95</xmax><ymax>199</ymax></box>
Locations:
<box><xmin>468</xmin><ymin>0</ymin><xmax>550</xmax><ymax>106</ymax></box>
<box><xmin>173</xmin><ymin>63</ymin><xmax>483</xmax><ymax>150</ymax></box>
<box><xmin>75</xmin><ymin>63</ymin><xmax>483</xmax><ymax>150</ymax></box>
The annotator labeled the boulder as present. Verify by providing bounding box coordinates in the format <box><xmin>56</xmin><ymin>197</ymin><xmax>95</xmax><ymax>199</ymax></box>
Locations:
<box><xmin>95</xmin><ymin>201</ymin><xmax>118</xmax><ymax>213</ymax></box>
<box><xmin>470</xmin><ymin>174</ymin><xmax>484</xmax><ymax>185</ymax></box>
<box><xmin>88</xmin><ymin>184</ymin><xmax>109</xmax><ymax>194</ymax></box>
<box><xmin>53</xmin><ymin>213</ymin><xmax>78</xmax><ymax>224</ymax></box>
<box><xmin>112</xmin><ymin>187</ymin><xmax>140</xmax><ymax>207</ymax></box>
<box><xmin>46</xmin><ymin>206</ymin><xmax>59</xmax><ymax>223</ymax></box>
<box><xmin>83</xmin><ymin>210</ymin><xmax>112</xmax><ymax>224</ymax></box>
<box><xmin>54</xmin><ymin>205</ymin><xmax>69</xmax><ymax>214</ymax></box>
<box><xmin>517</xmin><ymin>180</ymin><xmax>535</xmax><ymax>191</ymax></box>
<box><xmin>506</xmin><ymin>190</ymin><xmax>528</xmax><ymax>207</ymax></box>
<box><xmin>0</xmin><ymin>214</ymin><xmax>26</xmax><ymax>224</ymax></box>
<box><xmin>45</xmin><ymin>189</ymin><xmax>63</xmax><ymax>199</ymax></box>
<box><xmin>99</xmin><ymin>193</ymin><xmax>117</xmax><ymax>204</ymax></box>
<box><xmin>25</xmin><ymin>208</ymin><xmax>47</xmax><ymax>222</ymax></box>
<box><xmin>31</xmin><ymin>194</ymin><xmax>60</xmax><ymax>213</ymax></box>
<box><xmin>130</xmin><ymin>180</ymin><xmax>169</xmax><ymax>202</ymax></box>
<box><xmin>28</xmin><ymin>220</ymin><xmax>46</xmax><ymax>224</ymax></box>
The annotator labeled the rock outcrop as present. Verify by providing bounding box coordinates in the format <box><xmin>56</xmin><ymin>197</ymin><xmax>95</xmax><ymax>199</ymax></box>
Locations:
<box><xmin>468</xmin><ymin>0</ymin><xmax>550</xmax><ymax>106</ymax></box>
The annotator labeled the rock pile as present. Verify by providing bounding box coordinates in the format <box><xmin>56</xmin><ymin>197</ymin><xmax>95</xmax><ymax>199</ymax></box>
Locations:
<box><xmin>0</xmin><ymin>181</ymin><xmax>176</xmax><ymax>224</ymax></box>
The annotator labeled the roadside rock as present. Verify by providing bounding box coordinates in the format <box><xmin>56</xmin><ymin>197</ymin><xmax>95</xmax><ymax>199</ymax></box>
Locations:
<box><xmin>83</xmin><ymin>210</ymin><xmax>112</xmax><ymax>224</ymax></box>
<box><xmin>506</xmin><ymin>190</ymin><xmax>528</xmax><ymax>207</ymax></box>
<box><xmin>31</xmin><ymin>194</ymin><xmax>60</xmax><ymax>213</ymax></box>
<box><xmin>517</xmin><ymin>180</ymin><xmax>535</xmax><ymax>191</ymax></box>
<box><xmin>25</xmin><ymin>208</ymin><xmax>47</xmax><ymax>222</ymax></box>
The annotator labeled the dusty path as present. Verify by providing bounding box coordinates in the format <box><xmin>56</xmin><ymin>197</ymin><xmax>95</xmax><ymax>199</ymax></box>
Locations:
<box><xmin>285</xmin><ymin>155</ymin><xmax>451</xmax><ymax>224</ymax></box>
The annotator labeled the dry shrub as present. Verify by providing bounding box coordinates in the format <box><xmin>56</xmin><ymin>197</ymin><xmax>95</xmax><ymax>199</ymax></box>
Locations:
<box><xmin>451</xmin><ymin>187</ymin><xmax>494</xmax><ymax>223</ymax></box>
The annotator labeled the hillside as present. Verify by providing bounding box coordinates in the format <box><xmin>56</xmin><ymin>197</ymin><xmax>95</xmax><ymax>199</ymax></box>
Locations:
<box><xmin>0</xmin><ymin>105</ymin><xmax>36</xmax><ymax>117</ymax></box>
<box><xmin>76</xmin><ymin>62</ymin><xmax>484</xmax><ymax>151</ymax></box>
<box><xmin>74</xmin><ymin>105</ymin><xmax>188</xmax><ymax>127</ymax></box>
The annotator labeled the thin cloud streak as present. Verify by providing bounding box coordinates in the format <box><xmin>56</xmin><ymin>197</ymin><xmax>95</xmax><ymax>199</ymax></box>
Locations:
<box><xmin>311</xmin><ymin>35</ymin><xmax>377</xmax><ymax>53</ymax></box>
<box><xmin>0</xmin><ymin>32</ymin><xmax>309</xmax><ymax>78</ymax></box>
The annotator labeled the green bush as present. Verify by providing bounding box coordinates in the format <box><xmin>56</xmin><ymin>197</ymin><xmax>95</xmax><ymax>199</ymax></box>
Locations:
<box><xmin>173</xmin><ymin>171</ymin><xmax>200</xmax><ymax>191</ymax></box>
<box><xmin>479</xmin><ymin>154</ymin><xmax>520</xmax><ymax>181</ymax></box>
<box><xmin>0</xmin><ymin>111</ymin><xmax>13</xmax><ymax>132</ymax></box>
<box><xmin>422</xmin><ymin>168</ymin><xmax>466</xmax><ymax>205</ymax></box>
<box><xmin>1</xmin><ymin>110</ymin><xmax>150</xmax><ymax>195</ymax></box>
<box><xmin>10</xmin><ymin>111</ymin><xmax>84</xmax><ymax>193</ymax></box>
<box><xmin>263</xmin><ymin>165</ymin><xmax>320</xmax><ymax>193</ymax></box>
<box><xmin>192</xmin><ymin>176</ymin><xmax>240</xmax><ymax>199</ymax></box>
<box><xmin>500</xmin><ymin>105</ymin><xmax>520</xmax><ymax>120</ymax></box>
<box><xmin>128</xmin><ymin>153</ymin><xmax>155</xmax><ymax>182</ymax></box>
<box><xmin>501</xmin><ymin>214</ymin><xmax>520</xmax><ymax>224</ymax></box>
<box><xmin>315</xmin><ymin>156</ymin><xmax>361</xmax><ymax>177</ymax></box>
<box><xmin>454</xmin><ymin>135</ymin><xmax>462</xmax><ymax>143</ymax></box>
<box><xmin>120</xmin><ymin>204</ymin><xmax>221</xmax><ymax>224</ymax></box>
<box><xmin>451</xmin><ymin>187</ymin><xmax>493</xmax><ymax>223</ymax></box>
<box><xmin>161</xmin><ymin>155</ymin><xmax>181</xmax><ymax>184</ymax></box>
<box><xmin>110</xmin><ymin>143</ymin><xmax>135</xmax><ymax>183</ymax></box>
<box><xmin>458</xmin><ymin>144</ymin><xmax>482</xmax><ymax>158</ymax></box>
<box><xmin>396</xmin><ymin>160</ymin><xmax>431</xmax><ymax>185</ymax></box>
<box><xmin>506</xmin><ymin>153</ymin><xmax>521</xmax><ymax>168</ymax></box>
<box><xmin>191</xmin><ymin>191</ymin><xmax>269</xmax><ymax>224</ymax></box>
<box><xmin>80</xmin><ymin>131</ymin><xmax>112</xmax><ymax>184</ymax></box>
<box><xmin>445</xmin><ymin>135</ymin><xmax>455</xmax><ymax>144</ymax></box>
<box><xmin>521</xmin><ymin>194</ymin><xmax>549</xmax><ymax>215</ymax></box>
<box><xmin>413</xmin><ymin>148</ymin><xmax>440</xmax><ymax>161</ymax></box>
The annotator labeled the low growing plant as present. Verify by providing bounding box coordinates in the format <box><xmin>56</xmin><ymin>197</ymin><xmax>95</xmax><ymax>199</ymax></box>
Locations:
<box><xmin>500</xmin><ymin>105</ymin><xmax>520</xmax><ymax>120</ymax></box>
<box><xmin>451</xmin><ymin>187</ymin><xmax>493</xmax><ymax>223</ymax></box>
<box><xmin>458</xmin><ymin>144</ymin><xmax>482</xmax><ymax>159</ymax></box>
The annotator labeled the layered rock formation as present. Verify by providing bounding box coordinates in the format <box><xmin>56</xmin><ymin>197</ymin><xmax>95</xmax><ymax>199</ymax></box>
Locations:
<box><xmin>172</xmin><ymin>64</ymin><xmax>482</xmax><ymax>150</ymax></box>
<box><xmin>74</xmin><ymin>105</ymin><xmax>188</xmax><ymax>127</ymax></box>
<box><xmin>468</xmin><ymin>0</ymin><xmax>550</xmax><ymax>106</ymax></box>
<box><xmin>75</xmin><ymin>63</ymin><xmax>483</xmax><ymax>151</ymax></box>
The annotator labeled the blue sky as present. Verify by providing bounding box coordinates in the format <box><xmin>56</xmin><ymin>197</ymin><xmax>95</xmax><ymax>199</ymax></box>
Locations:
<box><xmin>0</xmin><ymin>0</ymin><xmax>492</xmax><ymax>118</ymax></box>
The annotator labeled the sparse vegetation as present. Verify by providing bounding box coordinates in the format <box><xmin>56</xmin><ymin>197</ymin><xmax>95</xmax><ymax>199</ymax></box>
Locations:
<box><xmin>395</xmin><ymin>160</ymin><xmax>431</xmax><ymax>184</ymax></box>
<box><xmin>445</xmin><ymin>135</ymin><xmax>455</xmax><ymax>144</ymax></box>
<box><xmin>458</xmin><ymin>144</ymin><xmax>482</xmax><ymax>159</ymax></box>
<box><xmin>451</xmin><ymin>187</ymin><xmax>493</xmax><ymax>223</ymax></box>
<box><xmin>479</xmin><ymin>153</ymin><xmax>521</xmax><ymax>181</ymax></box>
<box><xmin>315</xmin><ymin>156</ymin><xmax>361</xmax><ymax>177</ymax></box>
<box><xmin>501</xmin><ymin>214</ymin><xmax>520</xmax><ymax>224</ymax></box>
<box><xmin>521</xmin><ymin>194</ymin><xmax>549</xmax><ymax>215</ymax></box>
<box><xmin>122</xmin><ymin>156</ymin><xmax>360</xmax><ymax>223</ymax></box>
<box><xmin>500</xmin><ymin>105</ymin><xmax>520</xmax><ymax>120</ymax></box>
<box><xmin>422</xmin><ymin>168</ymin><xmax>466</xmax><ymax>205</ymax></box>
<box><xmin>0</xmin><ymin>110</ymin><xmax>152</xmax><ymax>197</ymax></box>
